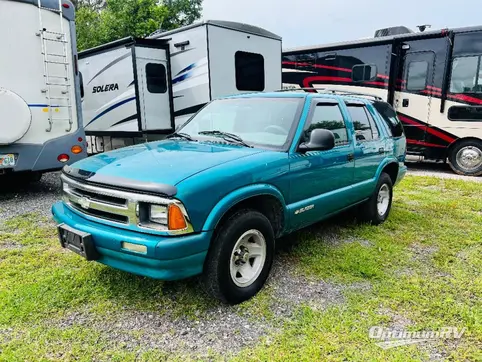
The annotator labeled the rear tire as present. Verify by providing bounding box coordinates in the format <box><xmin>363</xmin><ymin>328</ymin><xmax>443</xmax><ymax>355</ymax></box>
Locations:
<box><xmin>448</xmin><ymin>139</ymin><xmax>482</xmax><ymax>176</ymax></box>
<box><xmin>202</xmin><ymin>209</ymin><xmax>275</xmax><ymax>304</ymax></box>
<box><xmin>358</xmin><ymin>172</ymin><xmax>393</xmax><ymax>225</ymax></box>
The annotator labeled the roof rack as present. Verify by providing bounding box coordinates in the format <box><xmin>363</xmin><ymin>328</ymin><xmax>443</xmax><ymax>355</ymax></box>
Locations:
<box><xmin>277</xmin><ymin>87</ymin><xmax>383</xmax><ymax>101</ymax></box>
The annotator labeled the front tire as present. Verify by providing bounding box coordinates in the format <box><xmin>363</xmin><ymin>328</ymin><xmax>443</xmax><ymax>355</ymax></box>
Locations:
<box><xmin>358</xmin><ymin>172</ymin><xmax>393</xmax><ymax>225</ymax></box>
<box><xmin>448</xmin><ymin>139</ymin><xmax>482</xmax><ymax>176</ymax></box>
<box><xmin>202</xmin><ymin>209</ymin><xmax>275</xmax><ymax>304</ymax></box>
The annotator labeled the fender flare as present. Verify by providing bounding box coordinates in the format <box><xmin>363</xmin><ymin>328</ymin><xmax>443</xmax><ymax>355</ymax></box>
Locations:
<box><xmin>202</xmin><ymin>183</ymin><xmax>288</xmax><ymax>232</ymax></box>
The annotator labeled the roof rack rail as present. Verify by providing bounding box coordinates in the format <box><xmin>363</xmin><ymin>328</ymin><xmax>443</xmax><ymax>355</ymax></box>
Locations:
<box><xmin>277</xmin><ymin>87</ymin><xmax>383</xmax><ymax>101</ymax></box>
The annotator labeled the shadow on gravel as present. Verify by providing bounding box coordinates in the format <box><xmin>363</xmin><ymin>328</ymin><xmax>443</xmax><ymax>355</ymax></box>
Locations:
<box><xmin>0</xmin><ymin>172</ymin><xmax>61</xmax><ymax>219</ymax></box>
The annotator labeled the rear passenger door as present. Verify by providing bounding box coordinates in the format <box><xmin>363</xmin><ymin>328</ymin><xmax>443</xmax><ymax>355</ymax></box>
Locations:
<box><xmin>347</xmin><ymin>102</ymin><xmax>387</xmax><ymax>185</ymax></box>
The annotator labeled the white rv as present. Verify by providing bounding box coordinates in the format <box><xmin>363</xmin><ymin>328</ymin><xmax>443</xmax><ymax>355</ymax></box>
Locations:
<box><xmin>0</xmin><ymin>0</ymin><xmax>86</xmax><ymax>181</ymax></box>
<box><xmin>78</xmin><ymin>20</ymin><xmax>282</xmax><ymax>153</ymax></box>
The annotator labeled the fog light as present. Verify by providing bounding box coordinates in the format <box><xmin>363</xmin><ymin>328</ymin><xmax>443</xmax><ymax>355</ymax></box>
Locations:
<box><xmin>71</xmin><ymin>145</ymin><xmax>83</xmax><ymax>154</ymax></box>
<box><xmin>121</xmin><ymin>242</ymin><xmax>147</xmax><ymax>254</ymax></box>
<box><xmin>57</xmin><ymin>154</ymin><xmax>70</xmax><ymax>162</ymax></box>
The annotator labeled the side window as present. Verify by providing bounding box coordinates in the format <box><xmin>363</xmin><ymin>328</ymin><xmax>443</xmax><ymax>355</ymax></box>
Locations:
<box><xmin>448</xmin><ymin>105</ymin><xmax>482</xmax><ymax>121</ymax></box>
<box><xmin>365</xmin><ymin>108</ymin><xmax>380</xmax><ymax>139</ymax></box>
<box><xmin>352</xmin><ymin>64</ymin><xmax>377</xmax><ymax>82</ymax></box>
<box><xmin>146</xmin><ymin>63</ymin><xmax>167</xmax><ymax>94</ymax></box>
<box><xmin>347</xmin><ymin>105</ymin><xmax>378</xmax><ymax>141</ymax></box>
<box><xmin>235</xmin><ymin>51</ymin><xmax>265</xmax><ymax>91</ymax></box>
<box><xmin>306</xmin><ymin>103</ymin><xmax>349</xmax><ymax>146</ymax></box>
<box><xmin>450</xmin><ymin>56</ymin><xmax>482</xmax><ymax>94</ymax></box>
<box><xmin>406</xmin><ymin>61</ymin><xmax>428</xmax><ymax>91</ymax></box>
<box><xmin>372</xmin><ymin>102</ymin><xmax>404</xmax><ymax>137</ymax></box>
<box><xmin>79</xmin><ymin>71</ymin><xmax>84</xmax><ymax>98</ymax></box>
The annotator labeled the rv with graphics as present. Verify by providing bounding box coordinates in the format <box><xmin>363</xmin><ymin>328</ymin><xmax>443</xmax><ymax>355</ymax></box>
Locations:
<box><xmin>78</xmin><ymin>21</ymin><xmax>282</xmax><ymax>153</ymax></box>
<box><xmin>283</xmin><ymin>26</ymin><xmax>482</xmax><ymax>176</ymax></box>
<box><xmin>0</xmin><ymin>0</ymin><xmax>86</xmax><ymax>181</ymax></box>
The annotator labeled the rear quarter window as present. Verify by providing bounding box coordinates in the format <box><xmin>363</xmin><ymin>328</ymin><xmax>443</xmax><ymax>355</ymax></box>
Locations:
<box><xmin>372</xmin><ymin>102</ymin><xmax>404</xmax><ymax>137</ymax></box>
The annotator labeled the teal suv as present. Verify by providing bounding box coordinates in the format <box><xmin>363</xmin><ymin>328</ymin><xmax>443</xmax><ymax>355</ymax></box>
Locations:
<box><xmin>52</xmin><ymin>90</ymin><xmax>407</xmax><ymax>304</ymax></box>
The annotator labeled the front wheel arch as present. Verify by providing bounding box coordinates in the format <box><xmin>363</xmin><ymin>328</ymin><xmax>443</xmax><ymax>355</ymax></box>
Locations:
<box><xmin>202</xmin><ymin>184</ymin><xmax>287</xmax><ymax>236</ymax></box>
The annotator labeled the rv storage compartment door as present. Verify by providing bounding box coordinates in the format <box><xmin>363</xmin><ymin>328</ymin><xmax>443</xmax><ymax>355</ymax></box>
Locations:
<box><xmin>135</xmin><ymin>46</ymin><xmax>173</xmax><ymax>132</ymax></box>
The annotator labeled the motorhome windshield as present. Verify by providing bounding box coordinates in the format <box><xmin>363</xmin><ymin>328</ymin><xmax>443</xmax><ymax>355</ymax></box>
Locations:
<box><xmin>178</xmin><ymin>98</ymin><xmax>302</xmax><ymax>150</ymax></box>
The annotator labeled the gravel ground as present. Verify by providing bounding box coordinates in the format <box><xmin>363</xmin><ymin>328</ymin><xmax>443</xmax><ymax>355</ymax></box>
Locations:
<box><xmin>0</xmin><ymin>172</ymin><xmax>62</xmax><ymax>221</ymax></box>
<box><xmin>406</xmin><ymin>161</ymin><xmax>482</xmax><ymax>182</ymax></box>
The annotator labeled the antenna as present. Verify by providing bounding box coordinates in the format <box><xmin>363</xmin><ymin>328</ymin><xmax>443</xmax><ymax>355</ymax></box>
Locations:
<box><xmin>416</xmin><ymin>24</ymin><xmax>432</xmax><ymax>32</ymax></box>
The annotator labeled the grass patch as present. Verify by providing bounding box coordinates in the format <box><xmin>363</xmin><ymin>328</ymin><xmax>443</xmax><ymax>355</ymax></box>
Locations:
<box><xmin>0</xmin><ymin>175</ymin><xmax>481</xmax><ymax>361</ymax></box>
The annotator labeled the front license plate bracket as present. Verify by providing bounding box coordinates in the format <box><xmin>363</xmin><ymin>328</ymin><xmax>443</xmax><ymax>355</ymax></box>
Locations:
<box><xmin>58</xmin><ymin>224</ymin><xmax>100</xmax><ymax>261</ymax></box>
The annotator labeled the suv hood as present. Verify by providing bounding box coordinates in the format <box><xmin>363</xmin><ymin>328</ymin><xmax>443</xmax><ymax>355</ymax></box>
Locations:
<box><xmin>68</xmin><ymin>141</ymin><xmax>265</xmax><ymax>189</ymax></box>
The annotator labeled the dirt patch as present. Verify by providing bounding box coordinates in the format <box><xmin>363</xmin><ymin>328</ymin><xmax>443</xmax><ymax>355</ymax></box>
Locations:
<box><xmin>409</xmin><ymin>244</ymin><xmax>439</xmax><ymax>263</ymax></box>
<box><xmin>267</xmin><ymin>259</ymin><xmax>345</xmax><ymax>314</ymax></box>
<box><xmin>50</xmin><ymin>307</ymin><xmax>274</xmax><ymax>358</ymax></box>
<box><xmin>0</xmin><ymin>241</ymin><xmax>23</xmax><ymax>250</ymax></box>
<box><xmin>377</xmin><ymin>308</ymin><xmax>413</xmax><ymax>330</ymax></box>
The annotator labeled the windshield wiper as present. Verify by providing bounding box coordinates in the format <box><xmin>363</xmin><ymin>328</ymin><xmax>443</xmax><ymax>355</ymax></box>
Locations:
<box><xmin>198</xmin><ymin>130</ymin><xmax>252</xmax><ymax>147</ymax></box>
<box><xmin>166</xmin><ymin>132</ymin><xmax>195</xmax><ymax>141</ymax></box>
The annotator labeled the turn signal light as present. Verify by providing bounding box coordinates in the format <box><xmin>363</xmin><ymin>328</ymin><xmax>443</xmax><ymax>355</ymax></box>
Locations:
<box><xmin>62</xmin><ymin>3</ymin><xmax>70</xmax><ymax>8</ymax></box>
<box><xmin>57</xmin><ymin>154</ymin><xmax>70</xmax><ymax>163</ymax></box>
<box><xmin>168</xmin><ymin>204</ymin><xmax>187</xmax><ymax>230</ymax></box>
<box><xmin>71</xmin><ymin>145</ymin><xmax>83</xmax><ymax>154</ymax></box>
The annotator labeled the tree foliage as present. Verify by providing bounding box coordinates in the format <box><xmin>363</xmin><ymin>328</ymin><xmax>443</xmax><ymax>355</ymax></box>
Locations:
<box><xmin>75</xmin><ymin>0</ymin><xmax>203</xmax><ymax>51</ymax></box>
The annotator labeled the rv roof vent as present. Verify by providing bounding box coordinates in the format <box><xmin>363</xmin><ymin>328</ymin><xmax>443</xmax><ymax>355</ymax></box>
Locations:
<box><xmin>374</xmin><ymin>26</ymin><xmax>413</xmax><ymax>38</ymax></box>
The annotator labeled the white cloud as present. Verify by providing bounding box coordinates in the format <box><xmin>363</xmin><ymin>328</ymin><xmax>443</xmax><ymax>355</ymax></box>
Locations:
<box><xmin>202</xmin><ymin>0</ymin><xmax>481</xmax><ymax>48</ymax></box>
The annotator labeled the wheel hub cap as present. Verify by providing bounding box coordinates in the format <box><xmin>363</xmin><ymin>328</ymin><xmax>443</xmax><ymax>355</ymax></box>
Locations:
<box><xmin>377</xmin><ymin>184</ymin><xmax>390</xmax><ymax>216</ymax></box>
<box><xmin>230</xmin><ymin>229</ymin><xmax>267</xmax><ymax>288</ymax></box>
<box><xmin>456</xmin><ymin>146</ymin><xmax>482</xmax><ymax>172</ymax></box>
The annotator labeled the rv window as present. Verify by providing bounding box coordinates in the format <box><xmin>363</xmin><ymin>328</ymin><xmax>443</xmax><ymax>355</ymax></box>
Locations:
<box><xmin>449</xmin><ymin>56</ymin><xmax>482</xmax><ymax>94</ymax></box>
<box><xmin>448</xmin><ymin>105</ymin><xmax>482</xmax><ymax>121</ymax></box>
<box><xmin>305</xmin><ymin>104</ymin><xmax>349</xmax><ymax>146</ymax></box>
<box><xmin>372</xmin><ymin>102</ymin><xmax>404</xmax><ymax>137</ymax></box>
<box><xmin>347</xmin><ymin>105</ymin><xmax>378</xmax><ymax>141</ymax></box>
<box><xmin>352</xmin><ymin>64</ymin><xmax>377</xmax><ymax>82</ymax></box>
<box><xmin>235</xmin><ymin>51</ymin><xmax>265</xmax><ymax>91</ymax></box>
<box><xmin>406</xmin><ymin>61</ymin><xmax>428</xmax><ymax>91</ymax></box>
<box><xmin>79</xmin><ymin>71</ymin><xmax>84</xmax><ymax>98</ymax></box>
<box><xmin>146</xmin><ymin>63</ymin><xmax>167</xmax><ymax>94</ymax></box>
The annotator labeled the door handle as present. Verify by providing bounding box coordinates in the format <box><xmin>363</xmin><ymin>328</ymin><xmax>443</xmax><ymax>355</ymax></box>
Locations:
<box><xmin>378</xmin><ymin>148</ymin><xmax>385</xmax><ymax>154</ymax></box>
<box><xmin>347</xmin><ymin>153</ymin><xmax>354</xmax><ymax>162</ymax></box>
<box><xmin>402</xmin><ymin>99</ymin><xmax>409</xmax><ymax>107</ymax></box>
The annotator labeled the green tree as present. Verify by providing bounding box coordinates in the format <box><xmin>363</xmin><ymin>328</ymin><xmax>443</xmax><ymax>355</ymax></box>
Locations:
<box><xmin>75</xmin><ymin>0</ymin><xmax>203</xmax><ymax>51</ymax></box>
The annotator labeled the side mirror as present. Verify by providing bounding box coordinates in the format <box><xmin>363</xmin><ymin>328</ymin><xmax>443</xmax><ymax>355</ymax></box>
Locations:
<box><xmin>298</xmin><ymin>129</ymin><xmax>335</xmax><ymax>152</ymax></box>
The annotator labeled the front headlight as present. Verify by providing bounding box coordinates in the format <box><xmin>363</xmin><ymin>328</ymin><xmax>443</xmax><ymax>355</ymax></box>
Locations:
<box><xmin>141</xmin><ymin>202</ymin><xmax>193</xmax><ymax>235</ymax></box>
<box><xmin>149</xmin><ymin>205</ymin><xmax>168</xmax><ymax>225</ymax></box>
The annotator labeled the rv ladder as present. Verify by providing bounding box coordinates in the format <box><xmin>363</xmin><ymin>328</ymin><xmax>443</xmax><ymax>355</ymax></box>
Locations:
<box><xmin>37</xmin><ymin>0</ymin><xmax>73</xmax><ymax>133</ymax></box>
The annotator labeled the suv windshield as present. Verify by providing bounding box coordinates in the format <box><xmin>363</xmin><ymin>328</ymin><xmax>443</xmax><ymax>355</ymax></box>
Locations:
<box><xmin>178</xmin><ymin>97</ymin><xmax>303</xmax><ymax>150</ymax></box>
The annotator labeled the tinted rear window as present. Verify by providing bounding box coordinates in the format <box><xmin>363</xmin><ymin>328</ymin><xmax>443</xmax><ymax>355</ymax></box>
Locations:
<box><xmin>372</xmin><ymin>102</ymin><xmax>404</xmax><ymax>137</ymax></box>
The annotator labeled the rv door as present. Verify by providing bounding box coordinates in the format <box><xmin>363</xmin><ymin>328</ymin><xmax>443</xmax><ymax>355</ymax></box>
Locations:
<box><xmin>135</xmin><ymin>46</ymin><xmax>174</xmax><ymax>132</ymax></box>
<box><xmin>394</xmin><ymin>50</ymin><xmax>435</xmax><ymax>149</ymax></box>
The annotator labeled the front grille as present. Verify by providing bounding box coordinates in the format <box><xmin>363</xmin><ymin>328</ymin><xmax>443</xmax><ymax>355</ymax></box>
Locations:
<box><xmin>61</xmin><ymin>174</ymin><xmax>171</xmax><ymax>229</ymax></box>
<box><xmin>69</xmin><ymin>187</ymin><xmax>127</xmax><ymax>207</ymax></box>
<box><xmin>69</xmin><ymin>202</ymin><xmax>129</xmax><ymax>224</ymax></box>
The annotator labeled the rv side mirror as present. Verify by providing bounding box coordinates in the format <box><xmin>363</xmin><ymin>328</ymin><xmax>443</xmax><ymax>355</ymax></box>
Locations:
<box><xmin>298</xmin><ymin>129</ymin><xmax>335</xmax><ymax>152</ymax></box>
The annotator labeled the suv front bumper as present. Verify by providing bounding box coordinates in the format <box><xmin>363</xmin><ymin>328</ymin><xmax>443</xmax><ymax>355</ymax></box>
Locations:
<box><xmin>52</xmin><ymin>202</ymin><xmax>212</xmax><ymax>280</ymax></box>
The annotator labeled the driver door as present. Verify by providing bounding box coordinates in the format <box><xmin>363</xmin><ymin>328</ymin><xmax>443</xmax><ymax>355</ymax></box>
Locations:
<box><xmin>288</xmin><ymin>99</ymin><xmax>355</xmax><ymax>230</ymax></box>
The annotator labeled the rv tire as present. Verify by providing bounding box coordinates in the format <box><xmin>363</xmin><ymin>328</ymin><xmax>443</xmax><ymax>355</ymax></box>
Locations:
<box><xmin>448</xmin><ymin>139</ymin><xmax>482</xmax><ymax>176</ymax></box>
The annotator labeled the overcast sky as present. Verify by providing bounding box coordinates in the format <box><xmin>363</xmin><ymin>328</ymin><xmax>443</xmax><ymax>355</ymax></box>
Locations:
<box><xmin>202</xmin><ymin>0</ymin><xmax>481</xmax><ymax>49</ymax></box>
